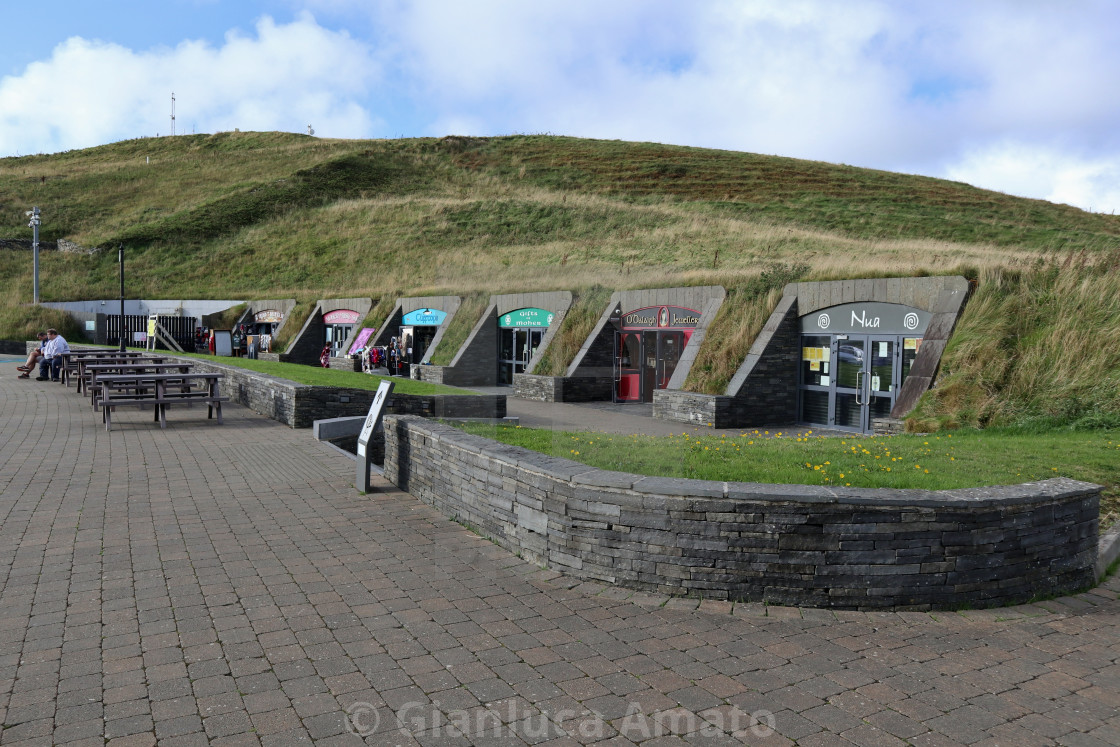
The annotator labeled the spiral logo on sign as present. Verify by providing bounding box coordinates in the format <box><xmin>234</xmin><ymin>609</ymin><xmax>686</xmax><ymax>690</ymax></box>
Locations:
<box><xmin>904</xmin><ymin>312</ymin><xmax>919</xmax><ymax>330</ymax></box>
<box><xmin>817</xmin><ymin>313</ymin><xmax>830</xmax><ymax>329</ymax></box>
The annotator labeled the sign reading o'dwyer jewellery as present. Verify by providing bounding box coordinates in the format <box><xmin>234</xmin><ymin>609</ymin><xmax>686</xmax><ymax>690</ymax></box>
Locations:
<box><xmin>619</xmin><ymin>306</ymin><xmax>701</xmax><ymax>329</ymax></box>
<box><xmin>800</xmin><ymin>302</ymin><xmax>931</xmax><ymax>335</ymax></box>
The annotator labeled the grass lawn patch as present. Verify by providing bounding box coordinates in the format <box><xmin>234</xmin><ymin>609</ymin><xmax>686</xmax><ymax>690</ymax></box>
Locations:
<box><xmin>170</xmin><ymin>351</ymin><xmax>475</xmax><ymax>395</ymax></box>
<box><xmin>451</xmin><ymin>423</ymin><xmax>1120</xmax><ymax>526</ymax></box>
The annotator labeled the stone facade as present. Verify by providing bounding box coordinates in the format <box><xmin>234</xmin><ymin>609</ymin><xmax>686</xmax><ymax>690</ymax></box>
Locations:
<box><xmin>232</xmin><ymin>299</ymin><xmax>298</xmax><ymax>347</ymax></box>
<box><xmin>285</xmin><ymin>297</ymin><xmax>373</xmax><ymax>365</ymax></box>
<box><xmin>419</xmin><ymin>291</ymin><xmax>574</xmax><ymax>387</ymax></box>
<box><xmin>655</xmin><ymin>277</ymin><xmax>970</xmax><ymax>428</ymax></box>
<box><xmin>383</xmin><ymin>415</ymin><xmax>1100</xmax><ymax>610</ymax></box>
<box><xmin>654</xmin><ymin>295</ymin><xmax>800</xmax><ymax>427</ymax></box>
<box><xmin>328</xmin><ymin>356</ymin><xmax>363</xmax><ymax>372</ymax></box>
<box><xmin>285</xmin><ymin>307</ymin><xmax>326</xmax><ymax>366</ymax></box>
<box><xmin>371</xmin><ymin>295</ymin><xmax>462</xmax><ymax>358</ymax></box>
<box><xmin>512</xmin><ymin>374</ymin><xmax>614</xmax><ymax>402</ymax></box>
<box><xmin>518</xmin><ymin>286</ymin><xmax>726</xmax><ymax>403</ymax></box>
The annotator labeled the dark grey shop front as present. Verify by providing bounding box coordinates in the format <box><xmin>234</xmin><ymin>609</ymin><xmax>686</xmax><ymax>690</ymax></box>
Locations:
<box><xmin>652</xmin><ymin>276</ymin><xmax>970</xmax><ymax>431</ymax></box>
<box><xmin>798</xmin><ymin>302</ymin><xmax>930</xmax><ymax>432</ymax></box>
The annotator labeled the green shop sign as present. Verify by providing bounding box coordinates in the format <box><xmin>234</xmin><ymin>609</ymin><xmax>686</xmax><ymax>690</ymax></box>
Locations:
<box><xmin>500</xmin><ymin>308</ymin><xmax>553</xmax><ymax>328</ymax></box>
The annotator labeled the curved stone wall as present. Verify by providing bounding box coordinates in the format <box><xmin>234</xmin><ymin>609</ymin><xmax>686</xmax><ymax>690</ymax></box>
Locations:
<box><xmin>383</xmin><ymin>415</ymin><xmax>1100</xmax><ymax>610</ymax></box>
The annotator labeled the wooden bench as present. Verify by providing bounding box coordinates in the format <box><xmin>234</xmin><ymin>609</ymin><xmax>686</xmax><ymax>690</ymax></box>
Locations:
<box><xmin>96</xmin><ymin>372</ymin><xmax>227</xmax><ymax>431</ymax></box>
<box><xmin>60</xmin><ymin>350</ymin><xmax>149</xmax><ymax>388</ymax></box>
<box><xmin>76</xmin><ymin>356</ymin><xmax>170</xmax><ymax>394</ymax></box>
<box><xmin>86</xmin><ymin>362</ymin><xmax>187</xmax><ymax>408</ymax></box>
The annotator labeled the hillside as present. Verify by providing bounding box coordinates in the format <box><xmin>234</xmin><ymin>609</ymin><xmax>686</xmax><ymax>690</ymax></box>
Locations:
<box><xmin>1</xmin><ymin>132</ymin><xmax>1118</xmax><ymax>427</ymax></box>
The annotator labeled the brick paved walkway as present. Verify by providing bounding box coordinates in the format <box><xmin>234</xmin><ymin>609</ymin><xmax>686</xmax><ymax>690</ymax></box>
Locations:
<box><xmin>1</xmin><ymin>374</ymin><xmax>1118</xmax><ymax>745</ymax></box>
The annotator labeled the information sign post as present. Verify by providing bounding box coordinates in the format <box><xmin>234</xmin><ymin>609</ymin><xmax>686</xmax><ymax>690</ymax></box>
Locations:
<box><xmin>356</xmin><ymin>380</ymin><xmax>394</xmax><ymax>493</ymax></box>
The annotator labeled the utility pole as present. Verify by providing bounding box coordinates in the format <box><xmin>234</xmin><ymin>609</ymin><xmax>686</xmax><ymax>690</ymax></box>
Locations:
<box><xmin>118</xmin><ymin>245</ymin><xmax>126</xmax><ymax>352</ymax></box>
<box><xmin>26</xmin><ymin>207</ymin><xmax>41</xmax><ymax>304</ymax></box>
<box><xmin>171</xmin><ymin>92</ymin><xmax>176</xmax><ymax>136</ymax></box>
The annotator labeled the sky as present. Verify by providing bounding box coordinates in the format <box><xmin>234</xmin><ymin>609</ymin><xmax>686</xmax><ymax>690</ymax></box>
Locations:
<box><xmin>2</xmin><ymin>0</ymin><xmax>1118</xmax><ymax>214</ymax></box>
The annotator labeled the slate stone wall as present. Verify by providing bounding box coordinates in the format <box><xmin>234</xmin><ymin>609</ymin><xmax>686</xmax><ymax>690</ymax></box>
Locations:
<box><xmin>383</xmin><ymin>415</ymin><xmax>1100</xmax><ymax>610</ymax></box>
<box><xmin>654</xmin><ymin>295</ymin><xmax>801</xmax><ymax>427</ymax></box>
<box><xmin>328</xmin><ymin>356</ymin><xmax>363</xmax><ymax>371</ymax></box>
<box><xmin>512</xmin><ymin>374</ymin><xmax>614</xmax><ymax>402</ymax></box>
<box><xmin>159</xmin><ymin>357</ymin><xmax>504</xmax><ymax>428</ymax></box>
<box><xmin>285</xmin><ymin>307</ymin><xmax>325</xmax><ymax>366</ymax></box>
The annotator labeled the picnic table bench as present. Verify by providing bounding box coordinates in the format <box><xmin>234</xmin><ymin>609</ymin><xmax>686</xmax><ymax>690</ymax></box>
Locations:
<box><xmin>85</xmin><ymin>362</ymin><xmax>187</xmax><ymax>408</ymax></box>
<box><xmin>95</xmin><ymin>371</ymin><xmax>227</xmax><ymax>431</ymax></box>
<box><xmin>59</xmin><ymin>350</ymin><xmax>148</xmax><ymax>387</ymax></box>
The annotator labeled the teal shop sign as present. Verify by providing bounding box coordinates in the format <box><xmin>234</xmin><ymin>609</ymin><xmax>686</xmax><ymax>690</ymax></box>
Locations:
<box><xmin>402</xmin><ymin>308</ymin><xmax>447</xmax><ymax>326</ymax></box>
<box><xmin>500</xmin><ymin>308</ymin><xmax>553</xmax><ymax>328</ymax></box>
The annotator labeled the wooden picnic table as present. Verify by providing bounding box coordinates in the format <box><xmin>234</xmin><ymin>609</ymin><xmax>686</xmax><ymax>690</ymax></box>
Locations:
<box><xmin>95</xmin><ymin>371</ymin><xmax>227</xmax><ymax>431</ymax></box>
<box><xmin>63</xmin><ymin>351</ymin><xmax>154</xmax><ymax>389</ymax></box>
<box><xmin>85</xmin><ymin>362</ymin><xmax>189</xmax><ymax>407</ymax></box>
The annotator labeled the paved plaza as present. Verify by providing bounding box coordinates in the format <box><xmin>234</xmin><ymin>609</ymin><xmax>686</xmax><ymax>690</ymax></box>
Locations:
<box><xmin>1</xmin><ymin>369</ymin><xmax>1118</xmax><ymax>745</ymax></box>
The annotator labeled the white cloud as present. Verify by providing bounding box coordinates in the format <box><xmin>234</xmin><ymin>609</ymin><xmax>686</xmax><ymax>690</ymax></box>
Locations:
<box><xmin>6</xmin><ymin>1</ymin><xmax>1120</xmax><ymax>213</ymax></box>
<box><xmin>945</xmin><ymin>143</ymin><xmax>1120</xmax><ymax>216</ymax></box>
<box><xmin>0</xmin><ymin>12</ymin><xmax>380</xmax><ymax>155</ymax></box>
<box><xmin>351</xmin><ymin>0</ymin><xmax>1120</xmax><ymax>212</ymax></box>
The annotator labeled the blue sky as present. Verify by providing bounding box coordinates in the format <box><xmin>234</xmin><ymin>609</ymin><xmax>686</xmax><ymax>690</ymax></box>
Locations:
<box><xmin>2</xmin><ymin>0</ymin><xmax>1119</xmax><ymax>214</ymax></box>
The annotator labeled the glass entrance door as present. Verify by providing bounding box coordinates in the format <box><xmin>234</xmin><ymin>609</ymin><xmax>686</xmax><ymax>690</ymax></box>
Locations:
<box><xmin>798</xmin><ymin>334</ymin><xmax>910</xmax><ymax>433</ymax></box>
<box><xmin>834</xmin><ymin>338</ymin><xmax>865</xmax><ymax>430</ymax></box>
<box><xmin>615</xmin><ymin>331</ymin><xmax>686</xmax><ymax>403</ymax></box>
<box><xmin>326</xmin><ymin>325</ymin><xmax>352</xmax><ymax>357</ymax></box>
<box><xmin>868</xmin><ymin>337</ymin><xmax>896</xmax><ymax>424</ymax></box>
<box><xmin>657</xmin><ymin>332</ymin><xmax>684</xmax><ymax>390</ymax></box>
<box><xmin>498</xmin><ymin>328</ymin><xmax>544</xmax><ymax>385</ymax></box>
<box><xmin>615</xmin><ymin>332</ymin><xmax>640</xmax><ymax>401</ymax></box>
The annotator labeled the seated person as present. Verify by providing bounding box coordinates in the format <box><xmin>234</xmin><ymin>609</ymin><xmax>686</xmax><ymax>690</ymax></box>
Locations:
<box><xmin>16</xmin><ymin>332</ymin><xmax>48</xmax><ymax>378</ymax></box>
<box><xmin>37</xmin><ymin>329</ymin><xmax>70</xmax><ymax>381</ymax></box>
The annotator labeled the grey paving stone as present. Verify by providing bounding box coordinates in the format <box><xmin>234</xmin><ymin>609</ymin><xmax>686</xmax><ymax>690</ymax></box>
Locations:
<box><xmin>1</xmin><ymin>375</ymin><xmax>1118</xmax><ymax>746</ymax></box>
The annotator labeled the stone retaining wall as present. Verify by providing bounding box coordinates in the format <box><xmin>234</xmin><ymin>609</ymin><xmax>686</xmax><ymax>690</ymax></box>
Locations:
<box><xmin>512</xmin><ymin>374</ymin><xmax>614</xmax><ymax>402</ymax></box>
<box><xmin>383</xmin><ymin>415</ymin><xmax>1100</xmax><ymax>610</ymax></box>
<box><xmin>174</xmin><ymin>358</ymin><xmax>504</xmax><ymax>428</ymax></box>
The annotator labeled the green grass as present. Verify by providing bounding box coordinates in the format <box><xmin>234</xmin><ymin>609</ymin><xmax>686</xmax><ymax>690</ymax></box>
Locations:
<box><xmin>170</xmin><ymin>351</ymin><xmax>474</xmax><ymax>395</ymax></box>
<box><xmin>3</xmin><ymin>132</ymin><xmax>1119</xmax><ymax>430</ymax></box>
<box><xmin>452</xmin><ymin>422</ymin><xmax>1120</xmax><ymax>525</ymax></box>
<box><xmin>427</xmin><ymin>291</ymin><xmax>489</xmax><ymax>366</ymax></box>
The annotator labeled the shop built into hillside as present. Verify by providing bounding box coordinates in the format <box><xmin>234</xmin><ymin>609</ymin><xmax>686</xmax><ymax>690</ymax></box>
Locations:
<box><xmin>46</xmin><ymin>276</ymin><xmax>968</xmax><ymax>434</ymax></box>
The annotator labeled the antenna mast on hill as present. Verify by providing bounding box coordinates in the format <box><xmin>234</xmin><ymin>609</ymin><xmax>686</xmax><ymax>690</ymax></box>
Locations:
<box><xmin>170</xmin><ymin>92</ymin><xmax>176</xmax><ymax>136</ymax></box>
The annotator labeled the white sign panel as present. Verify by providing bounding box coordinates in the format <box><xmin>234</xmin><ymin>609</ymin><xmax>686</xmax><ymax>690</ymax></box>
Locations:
<box><xmin>357</xmin><ymin>380</ymin><xmax>394</xmax><ymax>457</ymax></box>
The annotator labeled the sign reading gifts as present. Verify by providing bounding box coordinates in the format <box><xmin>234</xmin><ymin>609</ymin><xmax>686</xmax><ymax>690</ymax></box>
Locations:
<box><xmin>500</xmin><ymin>308</ymin><xmax>553</xmax><ymax>328</ymax></box>
<box><xmin>401</xmin><ymin>308</ymin><xmax>447</xmax><ymax>326</ymax></box>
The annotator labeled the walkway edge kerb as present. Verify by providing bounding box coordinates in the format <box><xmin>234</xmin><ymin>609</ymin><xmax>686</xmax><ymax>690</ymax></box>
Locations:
<box><xmin>383</xmin><ymin>415</ymin><xmax>1101</xmax><ymax>610</ymax></box>
<box><xmin>1098</xmin><ymin>520</ymin><xmax>1120</xmax><ymax>579</ymax></box>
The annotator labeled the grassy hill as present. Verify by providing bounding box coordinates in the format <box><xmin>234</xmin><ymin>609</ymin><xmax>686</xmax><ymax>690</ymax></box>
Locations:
<box><xmin>1</xmin><ymin>132</ymin><xmax>1118</xmax><ymax>428</ymax></box>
